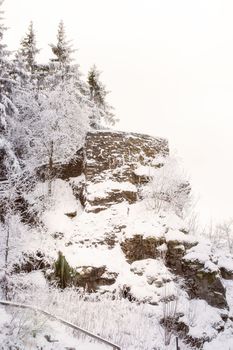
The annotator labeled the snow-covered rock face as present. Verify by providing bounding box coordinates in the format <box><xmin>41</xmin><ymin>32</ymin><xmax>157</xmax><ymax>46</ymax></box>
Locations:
<box><xmin>13</xmin><ymin>130</ymin><xmax>230</xmax><ymax>310</ymax></box>
<box><xmin>83</xmin><ymin>130</ymin><xmax>169</xmax><ymax>212</ymax></box>
<box><xmin>84</xmin><ymin>131</ymin><xmax>169</xmax><ymax>183</ymax></box>
<box><xmin>4</xmin><ymin>130</ymin><xmax>233</xmax><ymax>349</ymax></box>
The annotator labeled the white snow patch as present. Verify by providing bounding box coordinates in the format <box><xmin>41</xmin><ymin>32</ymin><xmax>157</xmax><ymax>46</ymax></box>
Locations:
<box><xmin>86</xmin><ymin>180</ymin><xmax>137</xmax><ymax>201</ymax></box>
<box><xmin>40</xmin><ymin>179</ymin><xmax>82</xmax><ymax>234</ymax></box>
<box><xmin>183</xmin><ymin>241</ymin><xmax>219</xmax><ymax>272</ymax></box>
<box><xmin>180</xmin><ymin>299</ymin><xmax>224</xmax><ymax>340</ymax></box>
<box><xmin>218</xmin><ymin>255</ymin><xmax>233</xmax><ymax>273</ymax></box>
<box><xmin>134</xmin><ymin>165</ymin><xmax>157</xmax><ymax>177</ymax></box>
<box><xmin>165</xmin><ymin>229</ymin><xmax>197</xmax><ymax>245</ymax></box>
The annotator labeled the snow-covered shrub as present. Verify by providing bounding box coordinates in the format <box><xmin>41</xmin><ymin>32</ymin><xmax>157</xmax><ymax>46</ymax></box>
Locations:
<box><xmin>205</xmin><ymin>219</ymin><xmax>233</xmax><ymax>254</ymax></box>
<box><xmin>141</xmin><ymin>156</ymin><xmax>191</xmax><ymax>216</ymax></box>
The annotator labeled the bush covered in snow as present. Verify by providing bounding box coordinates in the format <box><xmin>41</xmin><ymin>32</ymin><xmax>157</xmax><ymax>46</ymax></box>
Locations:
<box><xmin>141</xmin><ymin>156</ymin><xmax>191</xmax><ymax>216</ymax></box>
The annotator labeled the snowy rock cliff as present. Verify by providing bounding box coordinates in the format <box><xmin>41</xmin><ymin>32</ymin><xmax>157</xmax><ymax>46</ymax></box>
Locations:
<box><xmin>1</xmin><ymin>130</ymin><xmax>233</xmax><ymax>349</ymax></box>
<box><xmin>83</xmin><ymin>130</ymin><xmax>169</xmax><ymax>212</ymax></box>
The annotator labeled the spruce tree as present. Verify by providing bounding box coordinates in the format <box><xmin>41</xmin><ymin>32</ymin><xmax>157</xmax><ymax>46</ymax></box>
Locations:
<box><xmin>0</xmin><ymin>0</ymin><xmax>17</xmax><ymax>135</ymax></box>
<box><xmin>18</xmin><ymin>21</ymin><xmax>40</xmax><ymax>74</ymax></box>
<box><xmin>48</xmin><ymin>20</ymin><xmax>89</xmax><ymax>107</ymax></box>
<box><xmin>54</xmin><ymin>251</ymin><xmax>72</xmax><ymax>289</ymax></box>
<box><xmin>87</xmin><ymin>65</ymin><xmax>116</xmax><ymax>127</ymax></box>
<box><xmin>50</xmin><ymin>20</ymin><xmax>74</xmax><ymax>67</ymax></box>
<box><xmin>88</xmin><ymin>65</ymin><xmax>105</xmax><ymax>106</ymax></box>
<box><xmin>47</xmin><ymin>20</ymin><xmax>77</xmax><ymax>89</ymax></box>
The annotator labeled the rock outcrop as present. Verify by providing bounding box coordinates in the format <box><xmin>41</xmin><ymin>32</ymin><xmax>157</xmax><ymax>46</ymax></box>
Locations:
<box><xmin>121</xmin><ymin>233</ymin><xmax>228</xmax><ymax>309</ymax></box>
<box><xmin>8</xmin><ymin>129</ymin><xmax>233</xmax><ymax>349</ymax></box>
<box><xmin>83</xmin><ymin>130</ymin><xmax>169</xmax><ymax>212</ymax></box>
<box><xmin>20</xmin><ymin>130</ymin><xmax>229</xmax><ymax>311</ymax></box>
<box><xmin>84</xmin><ymin>130</ymin><xmax>169</xmax><ymax>184</ymax></box>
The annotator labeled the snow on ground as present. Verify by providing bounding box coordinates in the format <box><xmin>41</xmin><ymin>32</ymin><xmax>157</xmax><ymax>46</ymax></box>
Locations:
<box><xmin>2</xmin><ymin>177</ymin><xmax>233</xmax><ymax>349</ymax></box>
<box><xmin>11</xmin><ymin>178</ymin><xmax>231</xmax><ymax>307</ymax></box>
<box><xmin>26</xmin><ymin>180</ymin><xmax>193</xmax><ymax>304</ymax></box>
<box><xmin>165</xmin><ymin>228</ymin><xmax>197</xmax><ymax>245</ymax></box>
<box><xmin>86</xmin><ymin>180</ymin><xmax>137</xmax><ymax>201</ymax></box>
<box><xmin>223</xmin><ymin>279</ymin><xmax>233</xmax><ymax>319</ymax></box>
<box><xmin>217</xmin><ymin>255</ymin><xmax>233</xmax><ymax>274</ymax></box>
<box><xmin>0</xmin><ymin>273</ymin><xmax>191</xmax><ymax>350</ymax></box>
<box><xmin>180</xmin><ymin>299</ymin><xmax>225</xmax><ymax>340</ymax></box>
<box><xmin>183</xmin><ymin>240</ymin><xmax>212</xmax><ymax>263</ymax></box>
<box><xmin>38</xmin><ymin>179</ymin><xmax>83</xmax><ymax>235</ymax></box>
<box><xmin>203</xmin><ymin>324</ymin><xmax>233</xmax><ymax>350</ymax></box>
<box><xmin>133</xmin><ymin>156</ymin><xmax>166</xmax><ymax>177</ymax></box>
<box><xmin>26</xmin><ymin>178</ymin><xmax>191</xmax><ymax>248</ymax></box>
<box><xmin>134</xmin><ymin>165</ymin><xmax>158</xmax><ymax>177</ymax></box>
<box><xmin>0</xmin><ymin>304</ymin><xmax>110</xmax><ymax>350</ymax></box>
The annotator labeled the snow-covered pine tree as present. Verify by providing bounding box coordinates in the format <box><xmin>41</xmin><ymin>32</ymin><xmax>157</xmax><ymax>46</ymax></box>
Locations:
<box><xmin>87</xmin><ymin>64</ymin><xmax>116</xmax><ymax>128</ymax></box>
<box><xmin>47</xmin><ymin>20</ymin><xmax>78</xmax><ymax>95</ymax></box>
<box><xmin>0</xmin><ymin>0</ymin><xmax>17</xmax><ymax>135</ymax></box>
<box><xmin>11</xmin><ymin>52</ymin><xmax>29</xmax><ymax>88</ymax></box>
<box><xmin>17</xmin><ymin>21</ymin><xmax>40</xmax><ymax>74</ymax></box>
<box><xmin>11</xmin><ymin>20</ymin><xmax>91</xmax><ymax>194</ymax></box>
<box><xmin>88</xmin><ymin>65</ymin><xmax>104</xmax><ymax>106</ymax></box>
<box><xmin>50</xmin><ymin>20</ymin><xmax>74</xmax><ymax>67</ymax></box>
<box><xmin>48</xmin><ymin>20</ymin><xmax>90</xmax><ymax>109</ymax></box>
<box><xmin>0</xmin><ymin>0</ymin><xmax>22</xmax><ymax>171</ymax></box>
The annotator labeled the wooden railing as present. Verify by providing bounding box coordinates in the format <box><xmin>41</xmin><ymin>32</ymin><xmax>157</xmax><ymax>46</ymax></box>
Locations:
<box><xmin>0</xmin><ymin>300</ymin><xmax>121</xmax><ymax>350</ymax></box>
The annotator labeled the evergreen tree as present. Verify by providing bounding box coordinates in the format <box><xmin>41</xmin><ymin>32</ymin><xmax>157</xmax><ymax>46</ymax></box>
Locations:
<box><xmin>87</xmin><ymin>65</ymin><xmax>117</xmax><ymax>127</ymax></box>
<box><xmin>47</xmin><ymin>20</ymin><xmax>78</xmax><ymax>90</ymax></box>
<box><xmin>48</xmin><ymin>20</ymin><xmax>91</xmax><ymax>109</ymax></box>
<box><xmin>88</xmin><ymin>65</ymin><xmax>105</xmax><ymax>106</ymax></box>
<box><xmin>0</xmin><ymin>0</ymin><xmax>18</xmax><ymax>138</ymax></box>
<box><xmin>54</xmin><ymin>251</ymin><xmax>72</xmax><ymax>289</ymax></box>
<box><xmin>0</xmin><ymin>0</ymin><xmax>8</xmax><ymax>63</ymax></box>
<box><xmin>18</xmin><ymin>21</ymin><xmax>40</xmax><ymax>74</ymax></box>
<box><xmin>50</xmin><ymin>20</ymin><xmax>74</xmax><ymax>67</ymax></box>
<box><xmin>0</xmin><ymin>0</ymin><xmax>10</xmax><ymax>131</ymax></box>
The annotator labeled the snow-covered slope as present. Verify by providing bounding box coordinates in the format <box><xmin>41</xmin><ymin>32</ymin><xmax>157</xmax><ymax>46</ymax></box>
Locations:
<box><xmin>1</xmin><ymin>130</ymin><xmax>233</xmax><ymax>350</ymax></box>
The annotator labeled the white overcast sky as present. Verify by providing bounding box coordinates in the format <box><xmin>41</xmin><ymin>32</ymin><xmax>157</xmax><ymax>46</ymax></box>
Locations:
<box><xmin>3</xmin><ymin>0</ymin><xmax>233</xmax><ymax>224</ymax></box>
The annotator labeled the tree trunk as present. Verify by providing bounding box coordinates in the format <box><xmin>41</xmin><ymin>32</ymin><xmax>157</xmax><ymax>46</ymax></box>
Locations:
<box><xmin>5</xmin><ymin>224</ymin><xmax>9</xmax><ymax>270</ymax></box>
<box><xmin>4</xmin><ymin>219</ymin><xmax>10</xmax><ymax>300</ymax></box>
<box><xmin>48</xmin><ymin>141</ymin><xmax>54</xmax><ymax>196</ymax></box>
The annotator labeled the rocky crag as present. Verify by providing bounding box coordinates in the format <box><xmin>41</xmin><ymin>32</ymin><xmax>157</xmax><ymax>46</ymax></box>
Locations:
<box><xmin>57</xmin><ymin>131</ymin><xmax>230</xmax><ymax>308</ymax></box>
<box><xmin>2</xmin><ymin>130</ymin><xmax>233</xmax><ymax>348</ymax></box>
